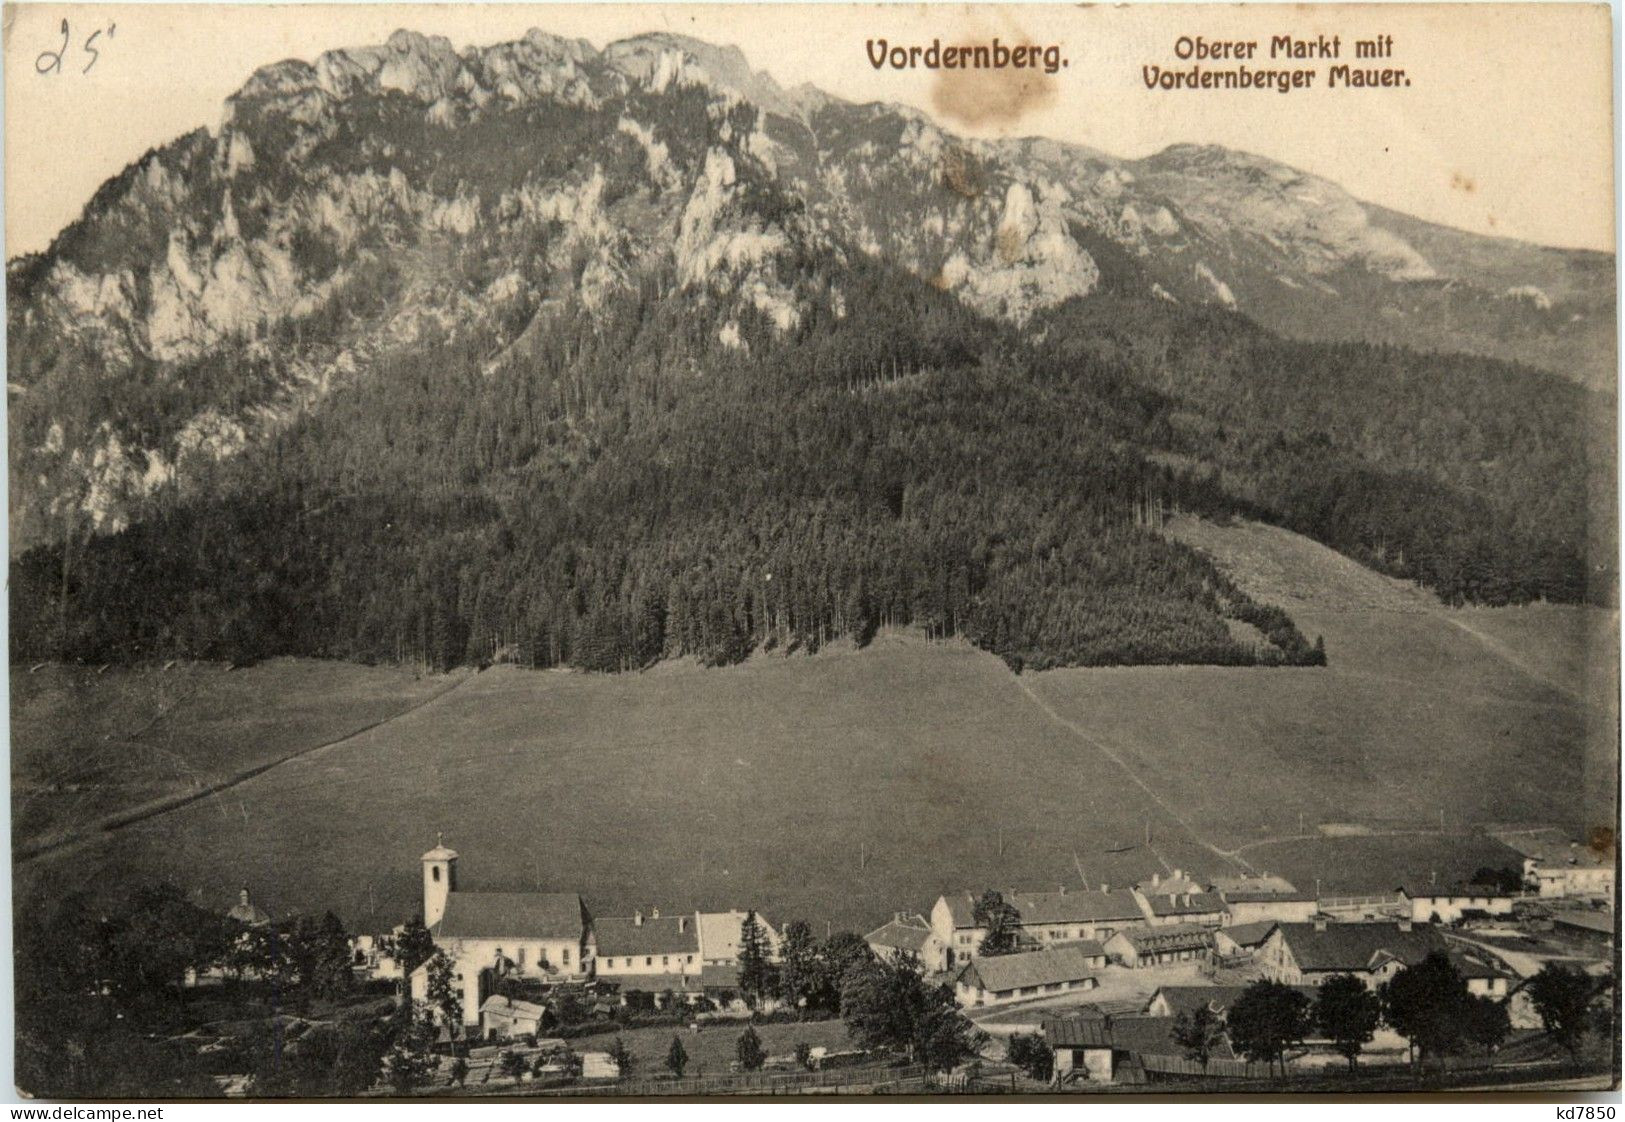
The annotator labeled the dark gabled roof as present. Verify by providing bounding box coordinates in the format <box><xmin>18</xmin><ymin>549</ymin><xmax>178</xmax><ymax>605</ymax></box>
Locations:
<box><xmin>1050</xmin><ymin>938</ymin><xmax>1107</xmax><ymax>959</ymax></box>
<box><xmin>593</xmin><ymin>915</ymin><xmax>699</xmax><ymax>957</ymax></box>
<box><xmin>943</xmin><ymin>889</ymin><xmax>1144</xmax><ymax>927</ymax></box>
<box><xmin>865</xmin><ymin>919</ymin><xmax>936</xmax><ymax>953</ymax></box>
<box><xmin>1108</xmin><ymin>1015</ymin><xmax>1234</xmax><ymax>1060</ymax></box>
<box><xmin>699</xmin><ymin>963</ymin><xmax>742</xmax><ymax>989</ymax></box>
<box><xmin>1149</xmin><ymin>983</ymin><xmax>1316</xmax><ymax>1020</ymax></box>
<box><xmin>1552</xmin><ymin>910</ymin><xmax>1616</xmax><ymax>935</ymax></box>
<box><xmin>1448</xmin><ymin>951</ymin><xmax>1513</xmax><ymax>980</ymax></box>
<box><xmin>1117</xmin><ymin>924</ymin><xmax>1213</xmax><ymax>953</ymax></box>
<box><xmin>607</xmin><ymin>972</ymin><xmax>699</xmax><ymax>992</ymax></box>
<box><xmin>1218</xmin><ymin>921</ymin><xmax>1279</xmax><ymax>947</ymax></box>
<box><xmin>433</xmin><ymin>892</ymin><xmax>587</xmax><ymax>940</ymax></box>
<box><xmin>1043</xmin><ymin>1013</ymin><xmax>1110</xmax><ymax>1048</ymax></box>
<box><xmin>959</xmin><ymin>946</ymin><xmax>1100</xmax><ymax>993</ymax></box>
<box><xmin>1147</xmin><ymin>892</ymin><xmax>1225</xmax><ymax>917</ymax></box>
<box><xmin>1277</xmin><ymin>922</ymin><xmax>1445</xmax><ymax>973</ymax></box>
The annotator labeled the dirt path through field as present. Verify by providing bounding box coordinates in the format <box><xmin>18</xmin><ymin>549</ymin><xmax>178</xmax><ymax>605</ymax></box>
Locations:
<box><xmin>15</xmin><ymin>668</ymin><xmax>480</xmax><ymax>864</ymax></box>
<box><xmin>1008</xmin><ymin>671</ymin><xmax>1254</xmax><ymax>873</ymax></box>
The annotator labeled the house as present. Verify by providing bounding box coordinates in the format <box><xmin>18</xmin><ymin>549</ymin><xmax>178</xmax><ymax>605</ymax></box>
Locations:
<box><xmin>1449</xmin><ymin>949</ymin><xmax>1515</xmax><ymax>999</ymax></box>
<box><xmin>1104</xmin><ymin>923</ymin><xmax>1213</xmax><ymax>968</ymax></box>
<box><xmin>1044</xmin><ymin>1012</ymin><xmax>1250</xmax><ymax>1085</ymax></box>
<box><xmin>1495</xmin><ymin>829</ymin><xmax>1616</xmax><ymax>900</ymax></box>
<box><xmin>408</xmin><ymin>839</ymin><xmax>592</xmax><ymax>1026</ymax></box>
<box><xmin>1211</xmin><ymin>921</ymin><xmax>1280</xmax><ymax>964</ymax></box>
<box><xmin>953</xmin><ymin>945</ymin><xmax>1102</xmax><ymax>1007</ymax></box>
<box><xmin>864</xmin><ymin>912</ymin><xmax>949</xmax><ymax>972</ymax></box>
<box><xmin>1266</xmin><ymin>920</ymin><xmax>1446</xmax><ymax>988</ymax></box>
<box><xmin>1043</xmin><ymin>1013</ymin><xmax>1114</xmax><ymax>1083</ymax></box>
<box><xmin>931</xmin><ymin>887</ymin><xmax>1145</xmax><ymax>967</ymax></box>
<box><xmin>593</xmin><ymin>910</ymin><xmax>701</xmax><ymax>979</ymax></box>
<box><xmin>1136</xmin><ymin>891</ymin><xmax>1227</xmax><ymax>928</ymax></box>
<box><xmin>695</xmin><ymin>909</ymin><xmax>782</xmax><ymax>966</ymax></box>
<box><xmin>479</xmin><ymin>994</ymin><xmax>549</xmax><ymax>1039</ymax></box>
<box><xmin>227</xmin><ymin>887</ymin><xmax>271</xmax><ymax>928</ymax></box>
<box><xmin>1208</xmin><ymin>875</ymin><xmax>1321</xmax><ymax>925</ymax></box>
<box><xmin>1401</xmin><ymin>884</ymin><xmax>1515</xmax><ymax>924</ymax></box>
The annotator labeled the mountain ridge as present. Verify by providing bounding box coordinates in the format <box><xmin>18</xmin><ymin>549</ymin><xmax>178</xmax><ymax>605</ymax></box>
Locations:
<box><xmin>7</xmin><ymin>26</ymin><xmax>1611</xmax><ymax>676</ymax></box>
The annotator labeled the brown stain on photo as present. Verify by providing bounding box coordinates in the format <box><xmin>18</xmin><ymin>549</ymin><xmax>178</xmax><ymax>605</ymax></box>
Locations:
<box><xmin>1451</xmin><ymin>171</ymin><xmax>1477</xmax><ymax>194</ymax></box>
<box><xmin>940</xmin><ymin>146</ymin><xmax>985</xmax><ymax>199</ymax></box>
<box><xmin>1586</xmin><ymin>825</ymin><xmax>1614</xmax><ymax>854</ymax></box>
<box><xmin>932</xmin><ymin>66</ymin><xmax>1057</xmax><ymax>129</ymax></box>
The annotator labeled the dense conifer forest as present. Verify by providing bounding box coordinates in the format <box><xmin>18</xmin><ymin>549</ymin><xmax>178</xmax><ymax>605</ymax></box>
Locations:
<box><xmin>11</xmin><ymin>224</ymin><xmax>1606</xmax><ymax>675</ymax></box>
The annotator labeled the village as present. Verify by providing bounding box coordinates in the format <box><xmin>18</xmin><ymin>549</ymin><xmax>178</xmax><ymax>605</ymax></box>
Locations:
<box><xmin>171</xmin><ymin>826</ymin><xmax>1617</xmax><ymax>1095</ymax></box>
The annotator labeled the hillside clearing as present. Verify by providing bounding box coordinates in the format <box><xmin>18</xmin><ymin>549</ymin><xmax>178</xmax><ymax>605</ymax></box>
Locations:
<box><xmin>13</xmin><ymin>519</ymin><xmax>1610</xmax><ymax>933</ymax></box>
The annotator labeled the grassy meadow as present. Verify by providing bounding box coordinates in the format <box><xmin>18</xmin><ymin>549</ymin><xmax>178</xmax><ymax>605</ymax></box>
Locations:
<box><xmin>12</xmin><ymin>517</ymin><xmax>1613</xmax><ymax>936</ymax></box>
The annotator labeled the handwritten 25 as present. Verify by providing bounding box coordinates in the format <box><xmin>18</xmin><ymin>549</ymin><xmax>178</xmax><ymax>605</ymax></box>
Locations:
<box><xmin>36</xmin><ymin>19</ymin><xmax>116</xmax><ymax>76</ymax></box>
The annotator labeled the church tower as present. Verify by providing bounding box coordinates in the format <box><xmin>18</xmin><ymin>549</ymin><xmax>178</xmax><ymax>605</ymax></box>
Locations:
<box><xmin>422</xmin><ymin>834</ymin><xmax>458</xmax><ymax>929</ymax></box>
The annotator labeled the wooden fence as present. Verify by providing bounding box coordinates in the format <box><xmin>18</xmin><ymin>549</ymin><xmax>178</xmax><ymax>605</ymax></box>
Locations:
<box><xmin>517</xmin><ymin>1063</ymin><xmax>930</xmax><ymax>1097</ymax></box>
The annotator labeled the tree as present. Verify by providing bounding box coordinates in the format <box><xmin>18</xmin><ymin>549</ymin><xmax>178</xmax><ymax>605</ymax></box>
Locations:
<box><xmin>777</xmin><ymin>919</ymin><xmax>821</xmax><ymax>1010</ymax></box>
<box><xmin>1464</xmin><ymin>996</ymin><xmax>1511</xmax><ymax>1056</ymax></box>
<box><xmin>665</xmin><ymin>1035</ymin><xmax>689</xmax><ymax>1078</ymax></box>
<box><xmin>1226</xmin><ymin>980</ymin><xmax>1312</xmax><ymax>1078</ymax></box>
<box><xmin>794</xmin><ymin>1041</ymin><xmax>815</xmax><ymax>1071</ymax></box>
<box><xmin>607</xmin><ymin>1035</ymin><xmax>634</xmax><ymax>1079</ymax></box>
<box><xmin>449</xmin><ymin>1056</ymin><xmax>469</xmax><ymax>1087</ymax></box>
<box><xmin>1315</xmin><ymin>974</ymin><xmax>1382</xmax><ymax>1072</ymax></box>
<box><xmin>498</xmin><ymin>1049</ymin><xmax>527</xmax><ymax>1079</ymax></box>
<box><xmin>1005</xmin><ymin>1032</ymin><xmax>1054</xmax><ymax>1081</ymax></box>
<box><xmin>1173</xmin><ymin>1003</ymin><xmax>1227</xmax><ymax>1072</ymax></box>
<box><xmin>1380</xmin><ymin>953</ymin><xmax>1472</xmax><ymax>1071</ymax></box>
<box><xmin>821</xmin><ymin>931</ymin><xmax>874</xmax><ymax>1012</ymax></box>
<box><xmin>1527</xmin><ymin>963</ymin><xmax>1594</xmax><ymax>1063</ymax></box>
<box><xmin>383</xmin><ymin>1010</ymin><xmax>439</xmax><ymax>1093</ymax></box>
<box><xmin>972</xmin><ymin>890</ymin><xmax>1021</xmax><ymax>956</ymax></box>
<box><xmin>839</xmin><ymin>951</ymin><xmax>986</xmax><ymax>1072</ymax></box>
<box><xmin>1470</xmin><ymin>866</ymin><xmax>1524</xmax><ymax>894</ymax></box>
<box><xmin>396</xmin><ymin>915</ymin><xmax>437</xmax><ymax>978</ymax></box>
<box><xmin>306</xmin><ymin>911</ymin><xmax>355</xmax><ymax>999</ymax></box>
<box><xmin>736</xmin><ymin>1025</ymin><xmax>766</xmax><ymax>1072</ymax></box>
<box><xmin>424</xmin><ymin>950</ymin><xmax>463</xmax><ymax>1038</ymax></box>
<box><xmin>737</xmin><ymin>911</ymin><xmax>772</xmax><ymax>1006</ymax></box>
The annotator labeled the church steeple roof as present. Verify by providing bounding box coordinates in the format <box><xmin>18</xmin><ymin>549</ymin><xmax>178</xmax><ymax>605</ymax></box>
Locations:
<box><xmin>422</xmin><ymin>832</ymin><xmax>459</xmax><ymax>862</ymax></box>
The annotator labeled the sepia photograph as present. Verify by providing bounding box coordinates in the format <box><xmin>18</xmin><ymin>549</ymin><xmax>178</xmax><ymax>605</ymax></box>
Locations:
<box><xmin>3</xmin><ymin>1</ymin><xmax>1619</xmax><ymax>1104</ymax></box>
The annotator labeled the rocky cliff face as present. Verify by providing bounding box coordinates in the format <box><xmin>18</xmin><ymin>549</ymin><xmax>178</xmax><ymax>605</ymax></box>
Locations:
<box><xmin>7</xmin><ymin>28</ymin><xmax>1614</xmax><ymax>550</ymax></box>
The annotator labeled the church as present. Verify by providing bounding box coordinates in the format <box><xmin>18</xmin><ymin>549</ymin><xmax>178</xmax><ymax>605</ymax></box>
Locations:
<box><xmin>408</xmin><ymin>837</ymin><xmax>594</xmax><ymax>1026</ymax></box>
<box><xmin>407</xmin><ymin>837</ymin><xmax>780</xmax><ymax>1028</ymax></box>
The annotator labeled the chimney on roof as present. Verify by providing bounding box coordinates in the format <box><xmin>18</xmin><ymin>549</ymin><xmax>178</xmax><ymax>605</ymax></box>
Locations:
<box><xmin>1152</xmin><ymin>873</ymin><xmax>1161</xmax><ymax>888</ymax></box>
<box><xmin>634</xmin><ymin>910</ymin><xmax>644</xmax><ymax>927</ymax></box>
<box><xmin>1059</xmin><ymin>884</ymin><xmax>1067</xmax><ymax>895</ymax></box>
<box><xmin>1430</xmin><ymin>870</ymin><xmax>1437</xmax><ymax>886</ymax></box>
<box><xmin>1174</xmin><ymin>869</ymin><xmax>1183</xmax><ymax>881</ymax></box>
<box><xmin>678</xmin><ymin>916</ymin><xmax>687</xmax><ymax>932</ymax></box>
<box><xmin>1398</xmin><ymin>919</ymin><xmax>1413</xmax><ymax>932</ymax></box>
<box><xmin>240</xmin><ymin>887</ymin><xmax>251</xmax><ymax>907</ymax></box>
<box><xmin>652</xmin><ymin>906</ymin><xmax>661</xmax><ymax>920</ymax></box>
<box><xmin>1313</xmin><ymin>916</ymin><xmax>1328</xmax><ymax>932</ymax></box>
<box><xmin>1100</xmin><ymin>884</ymin><xmax>1109</xmax><ymax>894</ymax></box>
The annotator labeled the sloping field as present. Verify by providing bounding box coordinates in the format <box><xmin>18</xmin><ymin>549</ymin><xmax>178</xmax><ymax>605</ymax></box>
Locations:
<box><xmin>14</xmin><ymin>518</ymin><xmax>1613</xmax><ymax>933</ymax></box>
<box><xmin>15</xmin><ymin>635</ymin><xmax>1222</xmax><ymax>933</ymax></box>
<box><xmin>11</xmin><ymin>660</ymin><xmax>468</xmax><ymax>854</ymax></box>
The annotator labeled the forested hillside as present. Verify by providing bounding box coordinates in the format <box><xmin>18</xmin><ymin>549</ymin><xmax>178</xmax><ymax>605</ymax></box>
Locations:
<box><xmin>8</xmin><ymin>29</ymin><xmax>1612</xmax><ymax>676</ymax></box>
